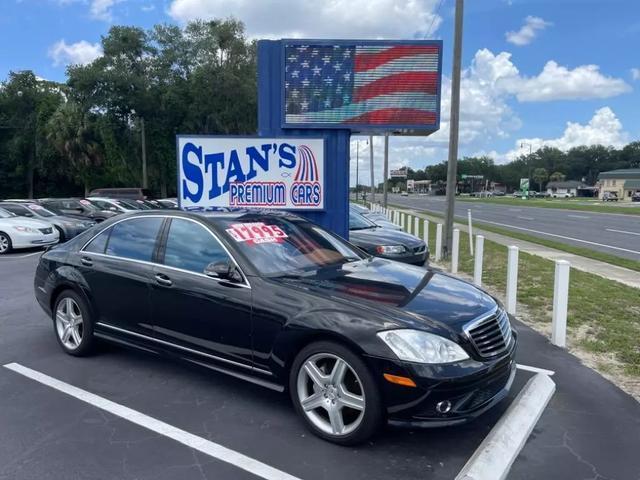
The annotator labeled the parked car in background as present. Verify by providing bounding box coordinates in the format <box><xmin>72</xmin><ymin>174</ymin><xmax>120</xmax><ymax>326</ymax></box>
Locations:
<box><xmin>632</xmin><ymin>192</ymin><xmax>640</xmax><ymax>202</ymax></box>
<box><xmin>39</xmin><ymin>198</ymin><xmax>117</xmax><ymax>223</ymax></box>
<box><xmin>350</xmin><ymin>204</ymin><xmax>401</xmax><ymax>231</ymax></box>
<box><xmin>157</xmin><ymin>198</ymin><xmax>179</xmax><ymax>209</ymax></box>
<box><xmin>349</xmin><ymin>211</ymin><xmax>428</xmax><ymax>265</ymax></box>
<box><xmin>0</xmin><ymin>202</ymin><xmax>94</xmax><ymax>242</ymax></box>
<box><xmin>88</xmin><ymin>187</ymin><xmax>153</xmax><ymax>199</ymax></box>
<box><xmin>85</xmin><ymin>197</ymin><xmax>141</xmax><ymax>214</ymax></box>
<box><xmin>0</xmin><ymin>207</ymin><xmax>59</xmax><ymax>254</ymax></box>
<box><xmin>602</xmin><ymin>192</ymin><xmax>619</xmax><ymax>202</ymax></box>
<box><xmin>35</xmin><ymin>209</ymin><xmax>516</xmax><ymax>444</ymax></box>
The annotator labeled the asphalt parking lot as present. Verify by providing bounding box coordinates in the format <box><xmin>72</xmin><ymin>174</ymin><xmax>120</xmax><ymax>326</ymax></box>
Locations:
<box><xmin>1</xmin><ymin>250</ymin><xmax>639</xmax><ymax>479</ymax></box>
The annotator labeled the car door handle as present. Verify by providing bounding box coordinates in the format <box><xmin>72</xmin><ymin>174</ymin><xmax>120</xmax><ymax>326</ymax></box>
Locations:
<box><xmin>80</xmin><ymin>256</ymin><xmax>93</xmax><ymax>267</ymax></box>
<box><xmin>155</xmin><ymin>273</ymin><xmax>172</xmax><ymax>287</ymax></box>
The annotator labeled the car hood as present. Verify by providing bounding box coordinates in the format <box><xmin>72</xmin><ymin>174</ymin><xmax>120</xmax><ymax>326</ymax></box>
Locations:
<box><xmin>0</xmin><ymin>216</ymin><xmax>54</xmax><ymax>229</ymax></box>
<box><xmin>349</xmin><ymin>227</ymin><xmax>423</xmax><ymax>248</ymax></box>
<box><xmin>273</xmin><ymin>258</ymin><xmax>496</xmax><ymax>333</ymax></box>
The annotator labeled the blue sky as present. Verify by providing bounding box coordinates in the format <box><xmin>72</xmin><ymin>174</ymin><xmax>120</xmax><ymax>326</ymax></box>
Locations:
<box><xmin>1</xmin><ymin>0</ymin><xmax>639</xmax><ymax>180</ymax></box>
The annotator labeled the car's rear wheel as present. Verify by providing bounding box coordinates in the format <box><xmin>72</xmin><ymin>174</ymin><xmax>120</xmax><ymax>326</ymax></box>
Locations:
<box><xmin>53</xmin><ymin>290</ymin><xmax>95</xmax><ymax>356</ymax></box>
<box><xmin>290</xmin><ymin>341</ymin><xmax>383</xmax><ymax>445</ymax></box>
<box><xmin>0</xmin><ymin>232</ymin><xmax>12</xmax><ymax>254</ymax></box>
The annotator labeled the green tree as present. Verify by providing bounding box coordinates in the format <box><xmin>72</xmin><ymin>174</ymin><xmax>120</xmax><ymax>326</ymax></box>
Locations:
<box><xmin>549</xmin><ymin>171</ymin><xmax>566</xmax><ymax>182</ymax></box>
<box><xmin>46</xmin><ymin>102</ymin><xmax>103</xmax><ymax>195</ymax></box>
<box><xmin>532</xmin><ymin>167</ymin><xmax>549</xmax><ymax>192</ymax></box>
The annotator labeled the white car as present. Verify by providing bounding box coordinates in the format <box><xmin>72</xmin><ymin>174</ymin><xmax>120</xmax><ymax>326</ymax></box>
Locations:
<box><xmin>85</xmin><ymin>197</ymin><xmax>140</xmax><ymax>213</ymax></box>
<box><xmin>0</xmin><ymin>207</ymin><xmax>59</xmax><ymax>254</ymax></box>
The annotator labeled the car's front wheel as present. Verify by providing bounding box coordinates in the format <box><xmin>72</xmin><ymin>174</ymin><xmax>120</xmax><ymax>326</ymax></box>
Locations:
<box><xmin>0</xmin><ymin>232</ymin><xmax>12</xmax><ymax>254</ymax></box>
<box><xmin>290</xmin><ymin>341</ymin><xmax>383</xmax><ymax>445</ymax></box>
<box><xmin>53</xmin><ymin>290</ymin><xmax>95</xmax><ymax>356</ymax></box>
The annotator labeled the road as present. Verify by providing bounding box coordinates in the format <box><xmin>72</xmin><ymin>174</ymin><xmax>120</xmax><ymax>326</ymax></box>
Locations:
<box><xmin>388</xmin><ymin>194</ymin><xmax>640</xmax><ymax>261</ymax></box>
<box><xmin>1</xmin><ymin>251</ymin><xmax>639</xmax><ymax>479</ymax></box>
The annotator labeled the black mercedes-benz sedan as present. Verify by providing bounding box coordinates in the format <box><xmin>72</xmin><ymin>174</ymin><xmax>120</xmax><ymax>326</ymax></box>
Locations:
<box><xmin>349</xmin><ymin>210</ymin><xmax>428</xmax><ymax>265</ymax></box>
<box><xmin>34</xmin><ymin>210</ymin><xmax>517</xmax><ymax>445</ymax></box>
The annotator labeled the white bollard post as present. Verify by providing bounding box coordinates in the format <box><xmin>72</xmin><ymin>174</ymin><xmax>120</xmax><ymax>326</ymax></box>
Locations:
<box><xmin>506</xmin><ymin>246</ymin><xmax>519</xmax><ymax>315</ymax></box>
<box><xmin>423</xmin><ymin>219</ymin><xmax>429</xmax><ymax>250</ymax></box>
<box><xmin>435</xmin><ymin>224</ymin><xmax>443</xmax><ymax>262</ymax></box>
<box><xmin>473</xmin><ymin>235</ymin><xmax>484</xmax><ymax>286</ymax></box>
<box><xmin>552</xmin><ymin>260</ymin><xmax>571</xmax><ymax>348</ymax></box>
<box><xmin>451</xmin><ymin>229</ymin><xmax>460</xmax><ymax>273</ymax></box>
<box><xmin>414</xmin><ymin>217</ymin><xmax>420</xmax><ymax>237</ymax></box>
<box><xmin>468</xmin><ymin>209</ymin><xmax>474</xmax><ymax>256</ymax></box>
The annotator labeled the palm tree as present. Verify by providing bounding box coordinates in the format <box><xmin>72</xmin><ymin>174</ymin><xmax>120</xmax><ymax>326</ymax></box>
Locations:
<box><xmin>46</xmin><ymin>102</ymin><xmax>102</xmax><ymax>196</ymax></box>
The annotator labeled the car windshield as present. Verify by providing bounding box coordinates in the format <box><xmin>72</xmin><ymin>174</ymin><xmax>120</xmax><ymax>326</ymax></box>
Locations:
<box><xmin>0</xmin><ymin>208</ymin><xmax>15</xmax><ymax>218</ymax></box>
<box><xmin>217</xmin><ymin>214</ymin><xmax>367</xmax><ymax>277</ymax></box>
<box><xmin>349</xmin><ymin>211</ymin><xmax>377</xmax><ymax>230</ymax></box>
<box><xmin>25</xmin><ymin>204</ymin><xmax>56</xmax><ymax>217</ymax></box>
<box><xmin>117</xmin><ymin>199</ymin><xmax>144</xmax><ymax>210</ymax></box>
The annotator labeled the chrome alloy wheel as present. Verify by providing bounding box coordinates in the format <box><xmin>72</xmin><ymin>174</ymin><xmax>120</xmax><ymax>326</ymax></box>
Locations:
<box><xmin>55</xmin><ymin>297</ymin><xmax>84</xmax><ymax>350</ymax></box>
<box><xmin>296</xmin><ymin>353</ymin><xmax>366</xmax><ymax>436</ymax></box>
<box><xmin>0</xmin><ymin>234</ymin><xmax>9</xmax><ymax>254</ymax></box>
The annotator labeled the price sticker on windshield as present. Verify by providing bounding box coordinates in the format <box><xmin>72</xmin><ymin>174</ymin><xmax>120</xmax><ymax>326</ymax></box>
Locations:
<box><xmin>226</xmin><ymin>222</ymin><xmax>288</xmax><ymax>245</ymax></box>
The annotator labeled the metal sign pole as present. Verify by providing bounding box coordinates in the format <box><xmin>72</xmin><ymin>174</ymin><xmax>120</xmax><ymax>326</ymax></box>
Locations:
<box><xmin>369</xmin><ymin>135</ymin><xmax>375</xmax><ymax>204</ymax></box>
<box><xmin>383</xmin><ymin>134</ymin><xmax>389</xmax><ymax>208</ymax></box>
<box><xmin>444</xmin><ymin>0</ymin><xmax>464</xmax><ymax>257</ymax></box>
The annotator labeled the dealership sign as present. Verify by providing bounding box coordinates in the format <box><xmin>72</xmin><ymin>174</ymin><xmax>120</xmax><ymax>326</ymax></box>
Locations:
<box><xmin>178</xmin><ymin>136</ymin><xmax>325</xmax><ymax>210</ymax></box>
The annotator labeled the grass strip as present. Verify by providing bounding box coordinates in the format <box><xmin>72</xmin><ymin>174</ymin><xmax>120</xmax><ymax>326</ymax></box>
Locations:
<box><xmin>456</xmin><ymin>196</ymin><xmax>640</xmax><ymax>216</ymax></box>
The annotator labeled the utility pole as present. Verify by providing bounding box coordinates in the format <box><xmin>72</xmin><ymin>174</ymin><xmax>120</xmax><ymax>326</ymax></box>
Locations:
<box><xmin>383</xmin><ymin>134</ymin><xmax>389</xmax><ymax>207</ymax></box>
<box><xmin>355</xmin><ymin>140</ymin><xmax>360</xmax><ymax>201</ymax></box>
<box><xmin>444</xmin><ymin>0</ymin><xmax>465</xmax><ymax>257</ymax></box>
<box><xmin>369</xmin><ymin>136</ymin><xmax>375</xmax><ymax>204</ymax></box>
<box><xmin>141</xmin><ymin>117</ymin><xmax>148</xmax><ymax>189</ymax></box>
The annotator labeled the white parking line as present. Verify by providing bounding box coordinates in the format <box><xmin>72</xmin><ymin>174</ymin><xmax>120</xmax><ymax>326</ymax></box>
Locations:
<box><xmin>567</xmin><ymin>214</ymin><xmax>590</xmax><ymax>219</ymax></box>
<box><xmin>606</xmin><ymin>228</ymin><xmax>640</xmax><ymax>237</ymax></box>
<box><xmin>3</xmin><ymin>363</ymin><xmax>301</xmax><ymax>480</ymax></box>
<box><xmin>0</xmin><ymin>251</ymin><xmax>42</xmax><ymax>259</ymax></box>
<box><xmin>456</xmin><ymin>373</ymin><xmax>556</xmax><ymax>480</ymax></box>
<box><xmin>478</xmin><ymin>219</ymin><xmax>640</xmax><ymax>256</ymax></box>
<box><xmin>516</xmin><ymin>363</ymin><xmax>555</xmax><ymax>376</ymax></box>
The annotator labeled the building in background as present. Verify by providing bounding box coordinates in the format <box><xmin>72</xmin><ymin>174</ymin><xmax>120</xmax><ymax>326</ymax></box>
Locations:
<box><xmin>598</xmin><ymin>169</ymin><xmax>640</xmax><ymax>202</ymax></box>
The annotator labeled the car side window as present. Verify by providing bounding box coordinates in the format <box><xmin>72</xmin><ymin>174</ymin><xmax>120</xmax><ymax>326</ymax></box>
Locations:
<box><xmin>105</xmin><ymin>218</ymin><xmax>163</xmax><ymax>262</ymax></box>
<box><xmin>84</xmin><ymin>227</ymin><xmax>111</xmax><ymax>254</ymax></box>
<box><xmin>2</xmin><ymin>204</ymin><xmax>27</xmax><ymax>215</ymax></box>
<box><xmin>163</xmin><ymin>218</ymin><xmax>229</xmax><ymax>274</ymax></box>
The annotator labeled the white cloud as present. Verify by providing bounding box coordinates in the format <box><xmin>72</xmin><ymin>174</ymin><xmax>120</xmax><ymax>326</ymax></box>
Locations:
<box><xmin>506</xmin><ymin>16</ymin><xmax>552</xmax><ymax>46</ymax></box>
<box><xmin>500</xmin><ymin>60</ymin><xmax>633</xmax><ymax>101</ymax></box>
<box><xmin>168</xmin><ymin>0</ymin><xmax>442</xmax><ymax>39</ymax></box>
<box><xmin>501</xmin><ymin>107</ymin><xmax>628</xmax><ymax>162</ymax></box>
<box><xmin>48</xmin><ymin>39</ymin><xmax>103</xmax><ymax>67</ymax></box>
<box><xmin>90</xmin><ymin>0</ymin><xmax>119</xmax><ymax>21</ymax></box>
<box><xmin>632</xmin><ymin>68</ymin><xmax>640</xmax><ymax>81</ymax></box>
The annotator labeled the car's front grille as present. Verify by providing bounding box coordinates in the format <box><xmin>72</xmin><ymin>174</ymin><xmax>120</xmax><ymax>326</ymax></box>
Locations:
<box><xmin>38</xmin><ymin>228</ymin><xmax>52</xmax><ymax>235</ymax></box>
<box><xmin>465</xmin><ymin>309</ymin><xmax>512</xmax><ymax>358</ymax></box>
<box><xmin>413</xmin><ymin>244</ymin><xmax>426</xmax><ymax>254</ymax></box>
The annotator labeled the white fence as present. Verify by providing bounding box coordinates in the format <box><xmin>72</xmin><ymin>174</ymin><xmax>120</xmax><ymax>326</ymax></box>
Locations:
<box><xmin>367</xmin><ymin>203</ymin><xmax>571</xmax><ymax>349</ymax></box>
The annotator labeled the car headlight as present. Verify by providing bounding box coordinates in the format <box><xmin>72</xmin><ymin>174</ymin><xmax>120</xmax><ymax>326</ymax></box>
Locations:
<box><xmin>12</xmin><ymin>226</ymin><xmax>38</xmax><ymax>233</ymax></box>
<box><xmin>377</xmin><ymin>329</ymin><xmax>469</xmax><ymax>364</ymax></box>
<box><xmin>375</xmin><ymin>245</ymin><xmax>406</xmax><ymax>254</ymax></box>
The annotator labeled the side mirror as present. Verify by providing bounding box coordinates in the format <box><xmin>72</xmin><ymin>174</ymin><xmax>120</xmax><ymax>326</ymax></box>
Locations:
<box><xmin>204</xmin><ymin>260</ymin><xmax>242</xmax><ymax>283</ymax></box>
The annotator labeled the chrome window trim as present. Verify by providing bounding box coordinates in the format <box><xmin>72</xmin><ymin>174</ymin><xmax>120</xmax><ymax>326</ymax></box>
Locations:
<box><xmin>80</xmin><ymin>214</ymin><xmax>251</xmax><ymax>289</ymax></box>
<box><xmin>96</xmin><ymin>322</ymin><xmax>271</xmax><ymax>376</ymax></box>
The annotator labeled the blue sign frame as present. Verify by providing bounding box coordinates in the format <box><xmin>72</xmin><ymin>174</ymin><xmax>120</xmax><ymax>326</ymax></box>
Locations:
<box><xmin>280</xmin><ymin>39</ymin><xmax>443</xmax><ymax>133</ymax></box>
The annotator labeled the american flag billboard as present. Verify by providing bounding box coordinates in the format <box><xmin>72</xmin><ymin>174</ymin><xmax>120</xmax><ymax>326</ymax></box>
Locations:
<box><xmin>282</xmin><ymin>40</ymin><xmax>442</xmax><ymax>132</ymax></box>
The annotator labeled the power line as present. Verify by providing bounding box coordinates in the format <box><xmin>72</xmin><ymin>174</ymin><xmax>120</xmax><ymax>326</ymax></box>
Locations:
<box><xmin>425</xmin><ymin>0</ymin><xmax>446</xmax><ymax>39</ymax></box>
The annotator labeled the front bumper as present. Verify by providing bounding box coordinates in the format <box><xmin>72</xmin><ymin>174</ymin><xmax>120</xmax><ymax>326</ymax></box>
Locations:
<box><xmin>367</xmin><ymin>331</ymin><xmax>517</xmax><ymax>426</ymax></box>
<box><xmin>11</xmin><ymin>230</ymin><xmax>59</xmax><ymax>249</ymax></box>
